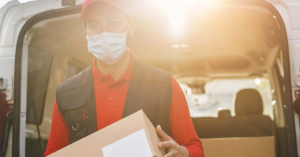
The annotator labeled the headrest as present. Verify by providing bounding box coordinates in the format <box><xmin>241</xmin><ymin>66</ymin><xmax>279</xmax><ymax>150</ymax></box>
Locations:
<box><xmin>234</xmin><ymin>89</ymin><xmax>263</xmax><ymax>116</ymax></box>
<box><xmin>218</xmin><ymin>110</ymin><xmax>231</xmax><ymax>117</ymax></box>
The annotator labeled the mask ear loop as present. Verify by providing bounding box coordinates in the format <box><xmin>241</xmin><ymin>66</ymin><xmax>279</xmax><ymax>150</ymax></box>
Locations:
<box><xmin>126</xmin><ymin>22</ymin><xmax>134</xmax><ymax>47</ymax></box>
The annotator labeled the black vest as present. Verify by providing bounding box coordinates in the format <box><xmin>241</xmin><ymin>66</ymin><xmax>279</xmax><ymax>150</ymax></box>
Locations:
<box><xmin>56</xmin><ymin>59</ymin><xmax>172</xmax><ymax>143</ymax></box>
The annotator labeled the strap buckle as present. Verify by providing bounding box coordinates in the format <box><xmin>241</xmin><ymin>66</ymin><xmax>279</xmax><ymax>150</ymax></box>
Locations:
<box><xmin>72</xmin><ymin>123</ymin><xmax>79</xmax><ymax>131</ymax></box>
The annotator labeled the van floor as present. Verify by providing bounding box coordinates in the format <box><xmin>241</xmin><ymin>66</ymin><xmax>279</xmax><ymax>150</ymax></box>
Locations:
<box><xmin>25</xmin><ymin>139</ymin><xmax>48</xmax><ymax>157</ymax></box>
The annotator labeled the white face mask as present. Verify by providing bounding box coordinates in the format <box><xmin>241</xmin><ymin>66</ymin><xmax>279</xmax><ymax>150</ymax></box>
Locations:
<box><xmin>86</xmin><ymin>29</ymin><xmax>130</xmax><ymax>65</ymax></box>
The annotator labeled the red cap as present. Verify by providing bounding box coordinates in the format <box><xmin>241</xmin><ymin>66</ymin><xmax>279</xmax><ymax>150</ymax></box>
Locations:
<box><xmin>80</xmin><ymin>0</ymin><xmax>131</xmax><ymax>22</ymax></box>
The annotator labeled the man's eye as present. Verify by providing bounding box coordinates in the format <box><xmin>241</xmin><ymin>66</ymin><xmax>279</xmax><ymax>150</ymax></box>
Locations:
<box><xmin>109</xmin><ymin>21</ymin><xmax>122</xmax><ymax>27</ymax></box>
<box><xmin>88</xmin><ymin>23</ymin><xmax>99</xmax><ymax>30</ymax></box>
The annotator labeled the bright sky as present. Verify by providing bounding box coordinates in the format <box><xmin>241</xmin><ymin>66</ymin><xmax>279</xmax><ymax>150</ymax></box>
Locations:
<box><xmin>0</xmin><ymin>0</ymin><xmax>33</xmax><ymax>9</ymax></box>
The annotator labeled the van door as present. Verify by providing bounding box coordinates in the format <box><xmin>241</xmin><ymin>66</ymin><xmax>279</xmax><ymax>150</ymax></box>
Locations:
<box><xmin>271</xmin><ymin>1</ymin><xmax>300</xmax><ymax>156</ymax></box>
<box><xmin>0</xmin><ymin>93</ymin><xmax>7</xmax><ymax>155</ymax></box>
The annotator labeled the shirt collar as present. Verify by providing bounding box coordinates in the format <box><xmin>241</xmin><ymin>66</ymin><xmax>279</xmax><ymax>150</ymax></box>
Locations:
<box><xmin>92</xmin><ymin>53</ymin><xmax>133</xmax><ymax>83</ymax></box>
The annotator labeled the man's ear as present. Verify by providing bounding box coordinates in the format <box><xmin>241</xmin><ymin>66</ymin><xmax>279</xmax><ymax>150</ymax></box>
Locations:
<box><xmin>128</xmin><ymin>22</ymin><xmax>135</xmax><ymax>39</ymax></box>
<box><xmin>126</xmin><ymin>22</ymin><xmax>135</xmax><ymax>46</ymax></box>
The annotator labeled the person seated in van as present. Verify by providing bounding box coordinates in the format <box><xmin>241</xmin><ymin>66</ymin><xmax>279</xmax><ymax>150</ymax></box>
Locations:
<box><xmin>44</xmin><ymin>0</ymin><xmax>204</xmax><ymax>156</ymax></box>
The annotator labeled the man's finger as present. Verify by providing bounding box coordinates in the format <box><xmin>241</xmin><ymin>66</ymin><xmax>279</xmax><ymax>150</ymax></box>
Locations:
<box><xmin>156</xmin><ymin>125</ymin><xmax>171</xmax><ymax>141</ymax></box>
<box><xmin>158</xmin><ymin>141</ymin><xmax>174</xmax><ymax>149</ymax></box>
<box><xmin>164</xmin><ymin>151</ymin><xmax>175</xmax><ymax>157</ymax></box>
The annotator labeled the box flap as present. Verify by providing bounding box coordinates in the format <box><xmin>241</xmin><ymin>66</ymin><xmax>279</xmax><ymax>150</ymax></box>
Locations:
<box><xmin>48</xmin><ymin>110</ymin><xmax>163</xmax><ymax>157</ymax></box>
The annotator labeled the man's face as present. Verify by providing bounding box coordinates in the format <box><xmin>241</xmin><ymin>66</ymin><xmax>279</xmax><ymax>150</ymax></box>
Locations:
<box><xmin>85</xmin><ymin>3</ymin><xmax>131</xmax><ymax>36</ymax></box>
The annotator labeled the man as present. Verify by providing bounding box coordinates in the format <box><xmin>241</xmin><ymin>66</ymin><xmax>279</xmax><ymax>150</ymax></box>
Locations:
<box><xmin>44</xmin><ymin>0</ymin><xmax>204</xmax><ymax>156</ymax></box>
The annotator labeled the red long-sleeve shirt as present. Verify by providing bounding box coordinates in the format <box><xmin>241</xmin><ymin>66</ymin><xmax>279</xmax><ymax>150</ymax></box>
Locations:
<box><xmin>44</xmin><ymin>55</ymin><xmax>204</xmax><ymax>157</ymax></box>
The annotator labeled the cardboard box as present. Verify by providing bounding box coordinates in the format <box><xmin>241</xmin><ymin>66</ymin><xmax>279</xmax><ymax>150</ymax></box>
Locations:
<box><xmin>202</xmin><ymin>136</ymin><xmax>275</xmax><ymax>157</ymax></box>
<box><xmin>48</xmin><ymin>110</ymin><xmax>165</xmax><ymax>157</ymax></box>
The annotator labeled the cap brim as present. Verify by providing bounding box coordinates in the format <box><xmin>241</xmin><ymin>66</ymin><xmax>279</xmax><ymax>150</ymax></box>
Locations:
<box><xmin>79</xmin><ymin>0</ymin><xmax>130</xmax><ymax>22</ymax></box>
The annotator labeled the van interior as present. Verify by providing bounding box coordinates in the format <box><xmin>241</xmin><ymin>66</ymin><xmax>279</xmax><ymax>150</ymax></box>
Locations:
<box><xmin>22</xmin><ymin>1</ymin><xmax>287</xmax><ymax>157</ymax></box>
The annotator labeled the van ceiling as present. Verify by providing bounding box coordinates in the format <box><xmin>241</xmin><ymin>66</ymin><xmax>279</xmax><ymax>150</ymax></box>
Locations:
<box><xmin>29</xmin><ymin>3</ymin><xmax>281</xmax><ymax>79</ymax></box>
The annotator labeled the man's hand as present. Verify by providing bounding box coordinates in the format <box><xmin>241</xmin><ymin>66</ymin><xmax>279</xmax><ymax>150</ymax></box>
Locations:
<box><xmin>156</xmin><ymin>125</ymin><xmax>190</xmax><ymax>157</ymax></box>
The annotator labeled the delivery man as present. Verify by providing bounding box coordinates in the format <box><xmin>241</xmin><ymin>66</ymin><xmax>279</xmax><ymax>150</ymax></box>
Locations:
<box><xmin>44</xmin><ymin>0</ymin><xmax>204</xmax><ymax>156</ymax></box>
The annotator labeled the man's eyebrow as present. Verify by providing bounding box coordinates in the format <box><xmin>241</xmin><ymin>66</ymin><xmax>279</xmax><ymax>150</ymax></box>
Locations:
<box><xmin>108</xmin><ymin>16</ymin><xmax>124</xmax><ymax>21</ymax></box>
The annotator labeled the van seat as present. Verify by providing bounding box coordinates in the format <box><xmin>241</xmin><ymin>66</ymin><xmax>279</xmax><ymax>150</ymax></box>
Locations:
<box><xmin>192</xmin><ymin>117</ymin><xmax>218</xmax><ymax>138</ymax></box>
<box><xmin>192</xmin><ymin>89</ymin><xmax>273</xmax><ymax>138</ymax></box>
<box><xmin>218</xmin><ymin>109</ymin><xmax>231</xmax><ymax>117</ymax></box>
<box><xmin>232</xmin><ymin>89</ymin><xmax>273</xmax><ymax>137</ymax></box>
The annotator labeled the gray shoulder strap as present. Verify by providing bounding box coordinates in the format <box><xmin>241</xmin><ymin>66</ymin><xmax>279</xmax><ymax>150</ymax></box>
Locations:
<box><xmin>56</xmin><ymin>65</ymin><xmax>93</xmax><ymax>95</ymax></box>
<box><xmin>56</xmin><ymin>65</ymin><xmax>97</xmax><ymax>143</ymax></box>
<box><xmin>122</xmin><ymin>59</ymin><xmax>172</xmax><ymax>135</ymax></box>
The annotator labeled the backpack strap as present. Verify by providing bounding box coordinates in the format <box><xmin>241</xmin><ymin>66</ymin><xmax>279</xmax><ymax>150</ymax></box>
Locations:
<box><xmin>122</xmin><ymin>59</ymin><xmax>172</xmax><ymax>135</ymax></box>
<box><xmin>56</xmin><ymin>66</ymin><xmax>97</xmax><ymax>143</ymax></box>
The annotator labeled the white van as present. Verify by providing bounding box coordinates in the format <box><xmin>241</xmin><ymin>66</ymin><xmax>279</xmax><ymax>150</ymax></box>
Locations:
<box><xmin>0</xmin><ymin>0</ymin><xmax>300</xmax><ymax>157</ymax></box>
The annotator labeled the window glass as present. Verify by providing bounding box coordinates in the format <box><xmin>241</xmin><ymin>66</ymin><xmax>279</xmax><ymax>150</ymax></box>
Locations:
<box><xmin>27</xmin><ymin>47</ymin><xmax>53</xmax><ymax>124</ymax></box>
<box><xmin>180</xmin><ymin>78</ymin><xmax>273</xmax><ymax>119</ymax></box>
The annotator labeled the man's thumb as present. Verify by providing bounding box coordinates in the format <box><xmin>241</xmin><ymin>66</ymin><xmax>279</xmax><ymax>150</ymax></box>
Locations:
<box><xmin>156</xmin><ymin>125</ymin><xmax>170</xmax><ymax>141</ymax></box>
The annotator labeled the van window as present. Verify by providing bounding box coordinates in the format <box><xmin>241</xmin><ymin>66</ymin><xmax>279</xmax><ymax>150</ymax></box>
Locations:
<box><xmin>180</xmin><ymin>78</ymin><xmax>273</xmax><ymax>119</ymax></box>
<box><xmin>27</xmin><ymin>47</ymin><xmax>53</xmax><ymax>124</ymax></box>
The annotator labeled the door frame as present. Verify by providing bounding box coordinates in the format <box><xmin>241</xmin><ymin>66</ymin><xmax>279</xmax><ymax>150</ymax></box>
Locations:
<box><xmin>13</xmin><ymin>5</ymin><xmax>81</xmax><ymax>157</ymax></box>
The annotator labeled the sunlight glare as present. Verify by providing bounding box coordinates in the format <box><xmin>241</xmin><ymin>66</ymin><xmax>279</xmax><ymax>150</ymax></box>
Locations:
<box><xmin>151</xmin><ymin>0</ymin><xmax>216</xmax><ymax>31</ymax></box>
<box><xmin>254</xmin><ymin>78</ymin><xmax>262</xmax><ymax>86</ymax></box>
